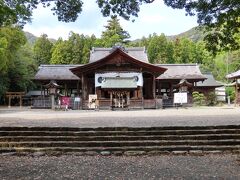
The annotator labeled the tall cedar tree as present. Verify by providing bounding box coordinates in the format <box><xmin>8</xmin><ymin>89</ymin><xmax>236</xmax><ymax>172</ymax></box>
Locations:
<box><xmin>101</xmin><ymin>15</ymin><xmax>130</xmax><ymax>47</ymax></box>
<box><xmin>33</xmin><ymin>34</ymin><xmax>53</xmax><ymax>66</ymax></box>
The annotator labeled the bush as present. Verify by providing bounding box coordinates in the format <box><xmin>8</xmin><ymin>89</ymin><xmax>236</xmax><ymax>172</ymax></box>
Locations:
<box><xmin>225</xmin><ymin>87</ymin><xmax>235</xmax><ymax>102</ymax></box>
<box><xmin>206</xmin><ymin>92</ymin><xmax>217</xmax><ymax>106</ymax></box>
<box><xmin>192</xmin><ymin>91</ymin><xmax>205</xmax><ymax>106</ymax></box>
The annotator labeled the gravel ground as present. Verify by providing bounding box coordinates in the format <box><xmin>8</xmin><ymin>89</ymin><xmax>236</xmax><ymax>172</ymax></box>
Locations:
<box><xmin>1</xmin><ymin>107</ymin><xmax>240</xmax><ymax>179</ymax></box>
<box><xmin>0</xmin><ymin>106</ymin><xmax>240</xmax><ymax>127</ymax></box>
<box><xmin>0</xmin><ymin>154</ymin><xmax>240</xmax><ymax>180</ymax></box>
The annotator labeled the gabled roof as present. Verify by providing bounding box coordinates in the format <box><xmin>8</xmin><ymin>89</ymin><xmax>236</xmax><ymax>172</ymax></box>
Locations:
<box><xmin>34</xmin><ymin>65</ymin><xmax>81</xmax><ymax>80</ymax></box>
<box><xmin>25</xmin><ymin>90</ymin><xmax>42</xmax><ymax>97</ymax></box>
<box><xmin>90</xmin><ymin>47</ymin><xmax>148</xmax><ymax>63</ymax></box>
<box><xmin>196</xmin><ymin>73</ymin><xmax>223</xmax><ymax>87</ymax></box>
<box><xmin>71</xmin><ymin>47</ymin><xmax>166</xmax><ymax>76</ymax></box>
<box><xmin>156</xmin><ymin>64</ymin><xmax>206</xmax><ymax>80</ymax></box>
<box><xmin>174</xmin><ymin>79</ymin><xmax>193</xmax><ymax>88</ymax></box>
<box><xmin>226</xmin><ymin>70</ymin><xmax>240</xmax><ymax>79</ymax></box>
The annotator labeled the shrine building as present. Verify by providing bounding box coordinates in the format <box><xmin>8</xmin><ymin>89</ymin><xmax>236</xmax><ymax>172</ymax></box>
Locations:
<box><xmin>34</xmin><ymin>46</ymin><xmax>206</xmax><ymax>109</ymax></box>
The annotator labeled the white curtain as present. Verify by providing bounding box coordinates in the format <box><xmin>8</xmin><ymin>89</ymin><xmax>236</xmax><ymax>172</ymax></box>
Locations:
<box><xmin>95</xmin><ymin>72</ymin><xmax>143</xmax><ymax>87</ymax></box>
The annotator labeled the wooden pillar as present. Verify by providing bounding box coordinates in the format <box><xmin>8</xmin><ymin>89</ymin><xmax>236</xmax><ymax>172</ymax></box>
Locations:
<box><xmin>158</xmin><ymin>81</ymin><xmax>161</xmax><ymax>96</ymax></box>
<box><xmin>8</xmin><ymin>96</ymin><xmax>11</xmax><ymax>108</ymax></box>
<box><xmin>140</xmin><ymin>87</ymin><xmax>144</xmax><ymax>109</ymax></box>
<box><xmin>235</xmin><ymin>78</ymin><xmax>238</xmax><ymax>106</ymax></box>
<box><xmin>19</xmin><ymin>96</ymin><xmax>22</xmax><ymax>108</ymax></box>
<box><xmin>40</xmin><ymin>85</ymin><xmax>43</xmax><ymax>96</ymax></box>
<box><xmin>153</xmin><ymin>75</ymin><xmax>156</xmax><ymax>99</ymax></box>
<box><xmin>110</xmin><ymin>91</ymin><xmax>113</xmax><ymax>110</ymax></box>
<box><xmin>127</xmin><ymin>91</ymin><xmax>130</xmax><ymax>108</ymax></box>
<box><xmin>64</xmin><ymin>83</ymin><xmax>67</xmax><ymax>96</ymax></box>
<box><xmin>81</xmin><ymin>74</ymin><xmax>85</xmax><ymax>106</ymax></box>
<box><xmin>40</xmin><ymin>85</ymin><xmax>43</xmax><ymax>107</ymax></box>
<box><xmin>43</xmin><ymin>88</ymin><xmax>46</xmax><ymax>107</ymax></box>
<box><xmin>77</xmin><ymin>80</ymin><xmax>80</xmax><ymax>95</ymax></box>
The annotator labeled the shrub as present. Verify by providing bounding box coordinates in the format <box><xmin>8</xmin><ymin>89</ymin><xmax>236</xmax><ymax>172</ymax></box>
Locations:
<box><xmin>206</xmin><ymin>92</ymin><xmax>217</xmax><ymax>106</ymax></box>
<box><xmin>192</xmin><ymin>91</ymin><xmax>205</xmax><ymax>106</ymax></box>
<box><xmin>225</xmin><ymin>87</ymin><xmax>235</xmax><ymax>102</ymax></box>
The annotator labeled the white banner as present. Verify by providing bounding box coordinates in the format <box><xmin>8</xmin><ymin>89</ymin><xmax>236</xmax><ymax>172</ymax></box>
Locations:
<box><xmin>95</xmin><ymin>72</ymin><xmax>143</xmax><ymax>87</ymax></box>
<box><xmin>89</xmin><ymin>94</ymin><xmax>97</xmax><ymax>109</ymax></box>
<box><xmin>174</xmin><ymin>93</ymin><xmax>188</xmax><ymax>104</ymax></box>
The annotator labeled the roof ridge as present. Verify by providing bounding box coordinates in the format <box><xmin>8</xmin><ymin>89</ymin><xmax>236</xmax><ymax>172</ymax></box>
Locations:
<box><xmin>40</xmin><ymin>64</ymin><xmax>83</xmax><ymax>67</ymax></box>
<box><xmin>155</xmin><ymin>63</ymin><xmax>198</xmax><ymax>66</ymax></box>
<box><xmin>91</xmin><ymin>47</ymin><xmax>145</xmax><ymax>51</ymax></box>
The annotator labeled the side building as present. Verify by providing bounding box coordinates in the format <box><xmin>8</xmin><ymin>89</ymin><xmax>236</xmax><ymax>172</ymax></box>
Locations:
<box><xmin>34</xmin><ymin>46</ymin><xmax>206</xmax><ymax>109</ymax></box>
<box><xmin>226</xmin><ymin>70</ymin><xmax>240</xmax><ymax>105</ymax></box>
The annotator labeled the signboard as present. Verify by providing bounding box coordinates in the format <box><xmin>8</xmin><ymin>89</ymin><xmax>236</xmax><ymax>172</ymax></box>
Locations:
<box><xmin>174</xmin><ymin>93</ymin><xmax>188</xmax><ymax>104</ymax></box>
<box><xmin>95</xmin><ymin>72</ymin><xmax>143</xmax><ymax>87</ymax></box>
<box><xmin>89</xmin><ymin>94</ymin><xmax>97</xmax><ymax>109</ymax></box>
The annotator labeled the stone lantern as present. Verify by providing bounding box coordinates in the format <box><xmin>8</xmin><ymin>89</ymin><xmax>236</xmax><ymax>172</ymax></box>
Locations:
<box><xmin>44</xmin><ymin>80</ymin><xmax>60</xmax><ymax>110</ymax></box>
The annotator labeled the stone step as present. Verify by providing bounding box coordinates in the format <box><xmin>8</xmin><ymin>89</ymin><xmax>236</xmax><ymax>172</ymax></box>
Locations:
<box><xmin>0</xmin><ymin>125</ymin><xmax>239</xmax><ymax>131</ymax></box>
<box><xmin>0</xmin><ymin>129</ymin><xmax>240</xmax><ymax>136</ymax></box>
<box><xmin>1</xmin><ymin>139</ymin><xmax>240</xmax><ymax>148</ymax></box>
<box><xmin>1</xmin><ymin>145</ymin><xmax>240</xmax><ymax>154</ymax></box>
<box><xmin>1</xmin><ymin>126</ymin><xmax>239</xmax><ymax>155</ymax></box>
<box><xmin>1</xmin><ymin>134</ymin><xmax>240</xmax><ymax>142</ymax></box>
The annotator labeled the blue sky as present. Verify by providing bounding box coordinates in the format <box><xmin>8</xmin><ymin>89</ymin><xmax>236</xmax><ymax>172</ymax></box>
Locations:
<box><xmin>23</xmin><ymin>0</ymin><xmax>198</xmax><ymax>40</ymax></box>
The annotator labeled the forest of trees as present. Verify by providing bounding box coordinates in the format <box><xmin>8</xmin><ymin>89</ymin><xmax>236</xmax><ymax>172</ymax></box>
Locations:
<box><xmin>0</xmin><ymin>16</ymin><xmax>239</xmax><ymax>104</ymax></box>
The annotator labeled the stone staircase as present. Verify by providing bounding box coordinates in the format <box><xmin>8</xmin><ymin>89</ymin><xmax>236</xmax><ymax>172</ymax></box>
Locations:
<box><xmin>0</xmin><ymin>125</ymin><xmax>240</xmax><ymax>155</ymax></box>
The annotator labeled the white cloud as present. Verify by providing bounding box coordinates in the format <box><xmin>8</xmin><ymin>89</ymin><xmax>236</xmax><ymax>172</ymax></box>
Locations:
<box><xmin>24</xmin><ymin>0</ymin><xmax>198</xmax><ymax>40</ymax></box>
<box><xmin>139</xmin><ymin>14</ymin><xmax>165</xmax><ymax>24</ymax></box>
<box><xmin>25</xmin><ymin>25</ymin><xmax>103</xmax><ymax>40</ymax></box>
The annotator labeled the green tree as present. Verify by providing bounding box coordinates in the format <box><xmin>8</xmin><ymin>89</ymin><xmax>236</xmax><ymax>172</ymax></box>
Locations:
<box><xmin>195</xmin><ymin>41</ymin><xmax>214</xmax><ymax>72</ymax></box>
<box><xmin>33</xmin><ymin>34</ymin><xmax>53</xmax><ymax>66</ymax></box>
<box><xmin>148</xmin><ymin>33</ymin><xmax>169</xmax><ymax>64</ymax></box>
<box><xmin>97</xmin><ymin>0</ymin><xmax>239</xmax><ymax>53</ymax></box>
<box><xmin>0</xmin><ymin>26</ymin><xmax>26</xmax><ymax>71</ymax></box>
<box><xmin>50</xmin><ymin>33</ymin><xmax>94</xmax><ymax>64</ymax></box>
<box><xmin>50</xmin><ymin>39</ymin><xmax>71</xmax><ymax>64</ymax></box>
<box><xmin>173</xmin><ymin>38</ymin><xmax>196</xmax><ymax>63</ymax></box>
<box><xmin>101</xmin><ymin>15</ymin><xmax>130</xmax><ymax>47</ymax></box>
<box><xmin>0</xmin><ymin>0</ymin><xmax>83</xmax><ymax>27</ymax></box>
<box><xmin>0</xmin><ymin>37</ymin><xmax>8</xmax><ymax>72</ymax></box>
<box><xmin>8</xmin><ymin>44</ymin><xmax>36</xmax><ymax>92</ymax></box>
<box><xmin>2</xmin><ymin>0</ymin><xmax>238</xmax><ymax>53</ymax></box>
<box><xmin>0</xmin><ymin>26</ymin><xmax>36</xmax><ymax>103</ymax></box>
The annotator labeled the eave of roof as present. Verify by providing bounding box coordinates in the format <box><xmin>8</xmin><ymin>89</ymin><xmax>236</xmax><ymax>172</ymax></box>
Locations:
<box><xmin>155</xmin><ymin>64</ymin><xmax>206</xmax><ymax>81</ymax></box>
<box><xmin>34</xmin><ymin>65</ymin><xmax>81</xmax><ymax>80</ymax></box>
<box><xmin>196</xmin><ymin>73</ymin><xmax>223</xmax><ymax>87</ymax></box>
<box><xmin>226</xmin><ymin>70</ymin><xmax>240</xmax><ymax>79</ymax></box>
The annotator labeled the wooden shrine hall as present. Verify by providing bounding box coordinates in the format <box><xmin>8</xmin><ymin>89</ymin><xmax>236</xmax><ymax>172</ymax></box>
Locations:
<box><xmin>34</xmin><ymin>46</ymin><xmax>206</xmax><ymax>109</ymax></box>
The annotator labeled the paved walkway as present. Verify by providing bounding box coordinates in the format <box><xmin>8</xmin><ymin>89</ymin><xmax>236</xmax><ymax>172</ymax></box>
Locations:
<box><xmin>0</xmin><ymin>106</ymin><xmax>240</xmax><ymax>127</ymax></box>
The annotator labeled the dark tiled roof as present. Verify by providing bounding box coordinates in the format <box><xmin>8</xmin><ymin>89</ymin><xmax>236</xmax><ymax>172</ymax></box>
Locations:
<box><xmin>196</xmin><ymin>73</ymin><xmax>223</xmax><ymax>87</ymax></box>
<box><xmin>25</xmin><ymin>90</ymin><xmax>42</xmax><ymax>97</ymax></box>
<box><xmin>34</xmin><ymin>65</ymin><xmax>81</xmax><ymax>80</ymax></box>
<box><xmin>156</xmin><ymin>64</ymin><xmax>206</xmax><ymax>80</ymax></box>
<box><xmin>89</xmin><ymin>47</ymin><xmax>148</xmax><ymax>63</ymax></box>
<box><xmin>226</xmin><ymin>70</ymin><xmax>240</xmax><ymax>79</ymax></box>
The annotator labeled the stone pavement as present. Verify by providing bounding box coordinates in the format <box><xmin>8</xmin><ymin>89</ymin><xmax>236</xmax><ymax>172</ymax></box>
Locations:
<box><xmin>0</xmin><ymin>106</ymin><xmax>240</xmax><ymax>128</ymax></box>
